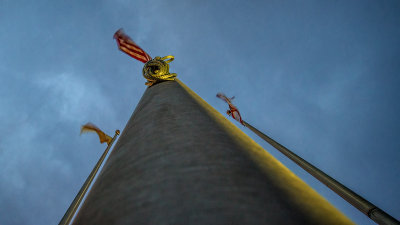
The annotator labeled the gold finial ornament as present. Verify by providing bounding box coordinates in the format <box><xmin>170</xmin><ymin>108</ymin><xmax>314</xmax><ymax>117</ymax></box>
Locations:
<box><xmin>142</xmin><ymin>55</ymin><xmax>177</xmax><ymax>86</ymax></box>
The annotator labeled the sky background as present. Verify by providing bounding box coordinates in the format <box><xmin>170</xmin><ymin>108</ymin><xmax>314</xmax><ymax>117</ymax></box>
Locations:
<box><xmin>0</xmin><ymin>0</ymin><xmax>399</xmax><ymax>224</ymax></box>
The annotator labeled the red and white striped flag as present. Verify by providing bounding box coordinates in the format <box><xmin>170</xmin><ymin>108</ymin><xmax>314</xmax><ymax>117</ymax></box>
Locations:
<box><xmin>113</xmin><ymin>29</ymin><xmax>152</xmax><ymax>63</ymax></box>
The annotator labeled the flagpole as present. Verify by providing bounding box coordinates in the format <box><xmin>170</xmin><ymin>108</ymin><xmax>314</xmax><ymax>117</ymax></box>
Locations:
<box><xmin>242</xmin><ymin>121</ymin><xmax>399</xmax><ymax>225</ymax></box>
<box><xmin>71</xmin><ymin>30</ymin><xmax>354</xmax><ymax>224</ymax></box>
<box><xmin>59</xmin><ymin>130</ymin><xmax>120</xmax><ymax>225</ymax></box>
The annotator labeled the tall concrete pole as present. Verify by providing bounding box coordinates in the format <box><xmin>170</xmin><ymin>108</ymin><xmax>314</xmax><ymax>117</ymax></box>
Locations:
<box><xmin>72</xmin><ymin>79</ymin><xmax>354</xmax><ymax>225</ymax></box>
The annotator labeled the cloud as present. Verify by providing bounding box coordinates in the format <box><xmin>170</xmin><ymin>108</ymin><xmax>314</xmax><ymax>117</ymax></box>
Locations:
<box><xmin>0</xmin><ymin>68</ymin><xmax>117</xmax><ymax>224</ymax></box>
<box><xmin>0</xmin><ymin>1</ymin><xmax>399</xmax><ymax>225</ymax></box>
<box><xmin>34</xmin><ymin>71</ymin><xmax>114</xmax><ymax>123</ymax></box>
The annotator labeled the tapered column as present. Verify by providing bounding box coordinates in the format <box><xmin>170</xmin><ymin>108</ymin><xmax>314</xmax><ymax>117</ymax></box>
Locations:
<box><xmin>73</xmin><ymin>79</ymin><xmax>354</xmax><ymax>225</ymax></box>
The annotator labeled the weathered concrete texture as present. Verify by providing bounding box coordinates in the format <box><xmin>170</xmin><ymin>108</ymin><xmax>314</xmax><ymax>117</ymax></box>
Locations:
<box><xmin>73</xmin><ymin>80</ymin><xmax>354</xmax><ymax>225</ymax></box>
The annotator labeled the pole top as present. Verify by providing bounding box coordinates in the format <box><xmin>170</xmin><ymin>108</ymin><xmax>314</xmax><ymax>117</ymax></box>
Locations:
<box><xmin>142</xmin><ymin>55</ymin><xmax>177</xmax><ymax>86</ymax></box>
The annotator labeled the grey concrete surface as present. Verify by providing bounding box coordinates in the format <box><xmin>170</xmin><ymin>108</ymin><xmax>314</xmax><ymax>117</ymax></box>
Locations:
<box><xmin>72</xmin><ymin>80</ymin><xmax>354</xmax><ymax>225</ymax></box>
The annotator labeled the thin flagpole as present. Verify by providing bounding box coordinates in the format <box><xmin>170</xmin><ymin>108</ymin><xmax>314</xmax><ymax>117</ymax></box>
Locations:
<box><xmin>59</xmin><ymin>130</ymin><xmax>120</xmax><ymax>225</ymax></box>
<box><xmin>242</xmin><ymin>121</ymin><xmax>399</xmax><ymax>225</ymax></box>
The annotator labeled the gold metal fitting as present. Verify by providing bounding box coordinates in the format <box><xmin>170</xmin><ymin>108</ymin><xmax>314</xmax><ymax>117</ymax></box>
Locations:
<box><xmin>142</xmin><ymin>55</ymin><xmax>177</xmax><ymax>86</ymax></box>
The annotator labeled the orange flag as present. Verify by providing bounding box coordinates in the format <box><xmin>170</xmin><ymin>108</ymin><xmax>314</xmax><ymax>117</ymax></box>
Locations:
<box><xmin>80</xmin><ymin>123</ymin><xmax>112</xmax><ymax>145</ymax></box>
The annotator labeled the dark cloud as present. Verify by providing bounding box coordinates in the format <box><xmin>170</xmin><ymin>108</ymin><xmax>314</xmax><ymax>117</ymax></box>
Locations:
<box><xmin>0</xmin><ymin>0</ymin><xmax>399</xmax><ymax>224</ymax></box>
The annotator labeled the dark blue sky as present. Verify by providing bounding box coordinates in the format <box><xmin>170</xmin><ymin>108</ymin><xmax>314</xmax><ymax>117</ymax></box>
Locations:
<box><xmin>0</xmin><ymin>0</ymin><xmax>399</xmax><ymax>224</ymax></box>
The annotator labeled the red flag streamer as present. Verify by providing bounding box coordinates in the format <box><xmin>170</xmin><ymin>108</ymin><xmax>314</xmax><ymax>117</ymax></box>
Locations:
<box><xmin>113</xmin><ymin>29</ymin><xmax>152</xmax><ymax>63</ymax></box>
<box><xmin>216</xmin><ymin>93</ymin><xmax>245</xmax><ymax>126</ymax></box>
